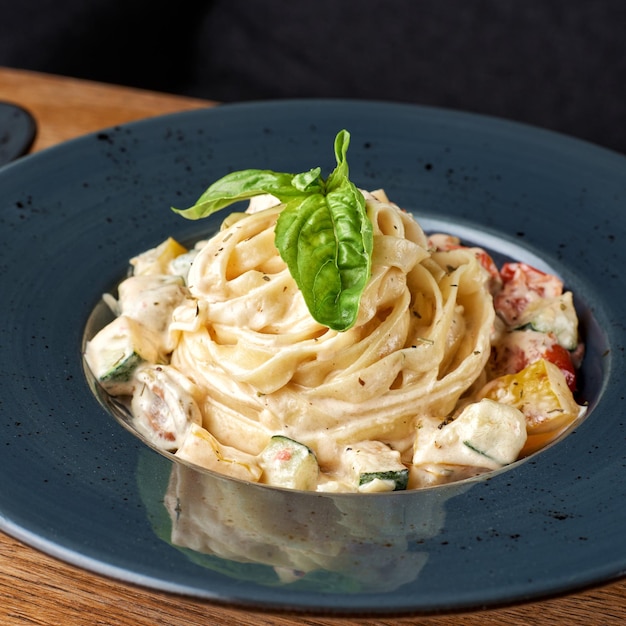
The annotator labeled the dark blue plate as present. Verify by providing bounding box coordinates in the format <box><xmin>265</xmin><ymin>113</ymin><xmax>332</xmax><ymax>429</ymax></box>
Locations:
<box><xmin>0</xmin><ymin>101</ymin><xmax>36</xmax><ymax>165</ymax></box>
<box><xmin>0</xmin><ymin>101</ymin><xmax>623</xmax><ymax>615</ymax></box>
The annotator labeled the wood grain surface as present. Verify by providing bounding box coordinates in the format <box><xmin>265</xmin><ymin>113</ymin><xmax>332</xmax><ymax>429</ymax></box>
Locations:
<box><xmin>0</xmin><ymin>66</ymin><xmax>210</xmax><ymax>152</ymax></box>
<box><xmin>0</xmin><ymin>65</ymin><xmax>624</xmax><ymax>625</ymax></box>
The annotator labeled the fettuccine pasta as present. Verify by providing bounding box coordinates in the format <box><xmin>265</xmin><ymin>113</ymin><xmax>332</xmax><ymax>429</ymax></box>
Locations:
<box><xmin>85</xmin><ymin>189</ymin><xmax>586</xmax><ymax>492</ymax></box>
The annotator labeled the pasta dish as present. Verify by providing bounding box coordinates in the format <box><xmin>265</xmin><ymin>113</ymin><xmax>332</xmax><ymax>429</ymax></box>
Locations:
<box><xmin>84</xmin><ymin>132</ymin><xmax>586</xmax><ymax>492</ymax></box>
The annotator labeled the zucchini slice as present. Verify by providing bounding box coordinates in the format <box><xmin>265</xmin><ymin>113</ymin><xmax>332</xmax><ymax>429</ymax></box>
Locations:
<box><xmin>343</xmin><ymin>441</ymin><xmax>409</xmax><ymax>492</ymax></box>
<box><xmin>259</xmin><ymin>435</ymin><xmax>319</xmax><ymax>491</ymax></box>
<box><xmin>515</xmin><ymin>292</ymin><xmax>578</xmax><ymax>350</ymax></box>
<box><xmin>84</xmin><ymin>315</ymin><xmax>160</xmax><ymax>395</ymax></box>
<box><xmin>412</xmin><ymin>399</ymin><xmax>527</xmax><ymax>470</ymax></box>
<box><xmin>458</xmin><ymin>400</ymin><xmax>527</xmax><ymax>465</ymax></box>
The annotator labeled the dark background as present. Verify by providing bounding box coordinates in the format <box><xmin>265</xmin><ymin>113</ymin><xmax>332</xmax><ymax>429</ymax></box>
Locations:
<box><xmin>2</xmin><ymin>0</ymin><xmax>625</xmax><ymax>154</ymax></box>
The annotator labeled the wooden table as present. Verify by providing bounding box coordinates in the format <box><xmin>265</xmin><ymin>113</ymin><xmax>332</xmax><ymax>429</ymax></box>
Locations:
<box><xmin>0</xmin><ymin>65</ymin><xmax>624</xmax><ymax>625</ymax></box>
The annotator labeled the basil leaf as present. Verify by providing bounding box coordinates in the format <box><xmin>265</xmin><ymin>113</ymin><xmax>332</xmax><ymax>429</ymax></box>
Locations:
<box><xmin>171</xmin><ymin>130</ymin><xmax>372</xmax><ymax>331</ymax></box>
<box><xmin>326</xmin><ymin>127</ymin><xmax>350</xmax><ymax>190</ymax></box>
<box><xmin>275</xmin><ymin>133</ymin><xmax>372</xmax><ymax>331</ymax></box>
<box><xmin>172</xmin><ymin>169</ymin><xmax>320</xmax><ymax>219</ymax></box>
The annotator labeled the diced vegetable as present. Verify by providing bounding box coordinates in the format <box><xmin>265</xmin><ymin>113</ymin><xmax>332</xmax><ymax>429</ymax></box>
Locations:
<box><xmin>117</xmin><ymin>274</ymin><xmax>187</xmax><ymax>329</ymax></box>
<box><xmin>176</xmin><ymin>423</ymin><xmax>262</xmax><ymax>482</ymax></box>
<box><xmin>412</xmin><ymin>399</ymin><xmax>527</xmax><ymax>470</ymax></box>
<box><xmin>458</xmin><ymin>400</ymin><xmax>527</xmax><ymax>465</ymax></box>
<box><xmin>489</xmin><ymin>329</ymin><xmax>578</xmax><ymax>392</ymax></box>
<box><xmin>131</xmin><ymin>364</ymin><xmax>202</xmax><ymax>451</ymax></box>
<box><xmin>358</xmin><ymin>470</ymin><xmax>409</xmax><ymax>493</ymax></box>
<box><xmin>130</xmin><ymin>237</ymin><xmax>187</xmax><ymax>276</ymax></box>
<box><xmin>515</xmin><ymin>291</ymin><xmax>579</xmax><ymax>350</ymax></box>
<box><xmin>259</xmin><ymin>435</ymin><xmax>319</xmax><ymax>490</ymax></box>
<box><xmin>167</xmin><ymin>249</ymin><xmax>200</xmax><ymax>282</ymax></box>
<box><xmin>499</xmin><ymin>262</ymin><xmax>563</xmax><ymax>296</ymax></box>
<box><xmin>542</xmin><ymin>343</ymin><xmax>577</xmax><ymax>392</ymax></box>
<box><xmin>343</xmin><ymin>441</ymin><xmax>409</xmax><ymax>492</ymax></box>
<box><xmin>116</xmin><ymin>275</ymin><xmax>188</xmax><ymax>354</ymax></box>
<box><xmin>84</xmin><ymin>315</ymin><xmax>160</xmax><ymax>395</ymax></box>
<box><xmin>494</xmin><ymin>262</ymin><xmax>563</xmax><ymax>326</ymax></box>
<box><xmin>478</xmin><ymin>358</ymin><xmax>586</xmax><ymax>455</ymax></box>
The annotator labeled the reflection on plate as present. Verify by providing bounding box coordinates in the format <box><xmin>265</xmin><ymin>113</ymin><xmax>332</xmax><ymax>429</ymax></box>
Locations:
<box><xmin>0</xmin><ymin>100</ymin><xmax>625</xmax><ymax>615</ymax></box>
<box><xmin>139</xmin><ymin>450</ymin><xmax>447</xmax><ymax>593</ymax></box>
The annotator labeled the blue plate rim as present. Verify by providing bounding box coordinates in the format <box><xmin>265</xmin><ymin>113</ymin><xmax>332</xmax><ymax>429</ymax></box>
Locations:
<box><xmin>0</xmin><ymin>98</ymin><xmax>624</xmax><ymax>615</ymax></box>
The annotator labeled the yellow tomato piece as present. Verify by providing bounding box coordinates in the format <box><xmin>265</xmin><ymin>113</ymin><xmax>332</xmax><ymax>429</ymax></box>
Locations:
<box><xmin>159</xmin><ymin>236</ymin><xmax>187</xmax><ymax>258</ymax></box>
<box><xmin>478</xmin><ymin>358</ymin><xmax>585</xmax><ymax>456</ymax></box>
<box><xmin>131</xmin><ymin>237</ymin><xmax>188</xmax><ymax>276</ymax></box>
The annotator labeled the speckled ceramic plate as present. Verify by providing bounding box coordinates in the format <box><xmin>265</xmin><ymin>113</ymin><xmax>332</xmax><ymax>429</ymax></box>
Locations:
<box><xmin>0</xmin><ymin>101</ymin><xmax>36</xmax><ymax>165</ymax></box>
<box><xmin>0</xmin><ymin>101</ymin><xmax>624</xmax><ymax>616</ymax></box>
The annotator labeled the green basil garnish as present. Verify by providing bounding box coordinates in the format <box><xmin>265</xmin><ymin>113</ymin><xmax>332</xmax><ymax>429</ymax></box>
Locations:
<box><xmin>172</xmin><ymin>130</ymin><xmax>373</xmax><ymax>331</ymax></box>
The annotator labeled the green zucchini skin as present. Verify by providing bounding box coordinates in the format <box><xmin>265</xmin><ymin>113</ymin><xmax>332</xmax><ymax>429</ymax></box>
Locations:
<box><xmin>358</xmin><ymin>469</ymin><xmax>409</xmax><ymax>491</ymax></box>
<box><xmin>343</xmin><ymin>441</ymin><xmax>409</xmax><ymax>492</ymax></box>
<box><xmin>84</xmin><ymin>314</ymin><xmax>161</xmax><ymax>395</ymax></box>
<box><xmin>259</xmin><ymin>435</ymin><xmax>319</xmax><ymax>491</ymax></box>
<box><xmin>515</xmin><ymin>292</ymin><xmax>578</xmax><ymax>350</ymax></box>
<box><xmin>99</xmin><ymin>351</ymin><xmax>144</xmax><ymax>384</ymax></box>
